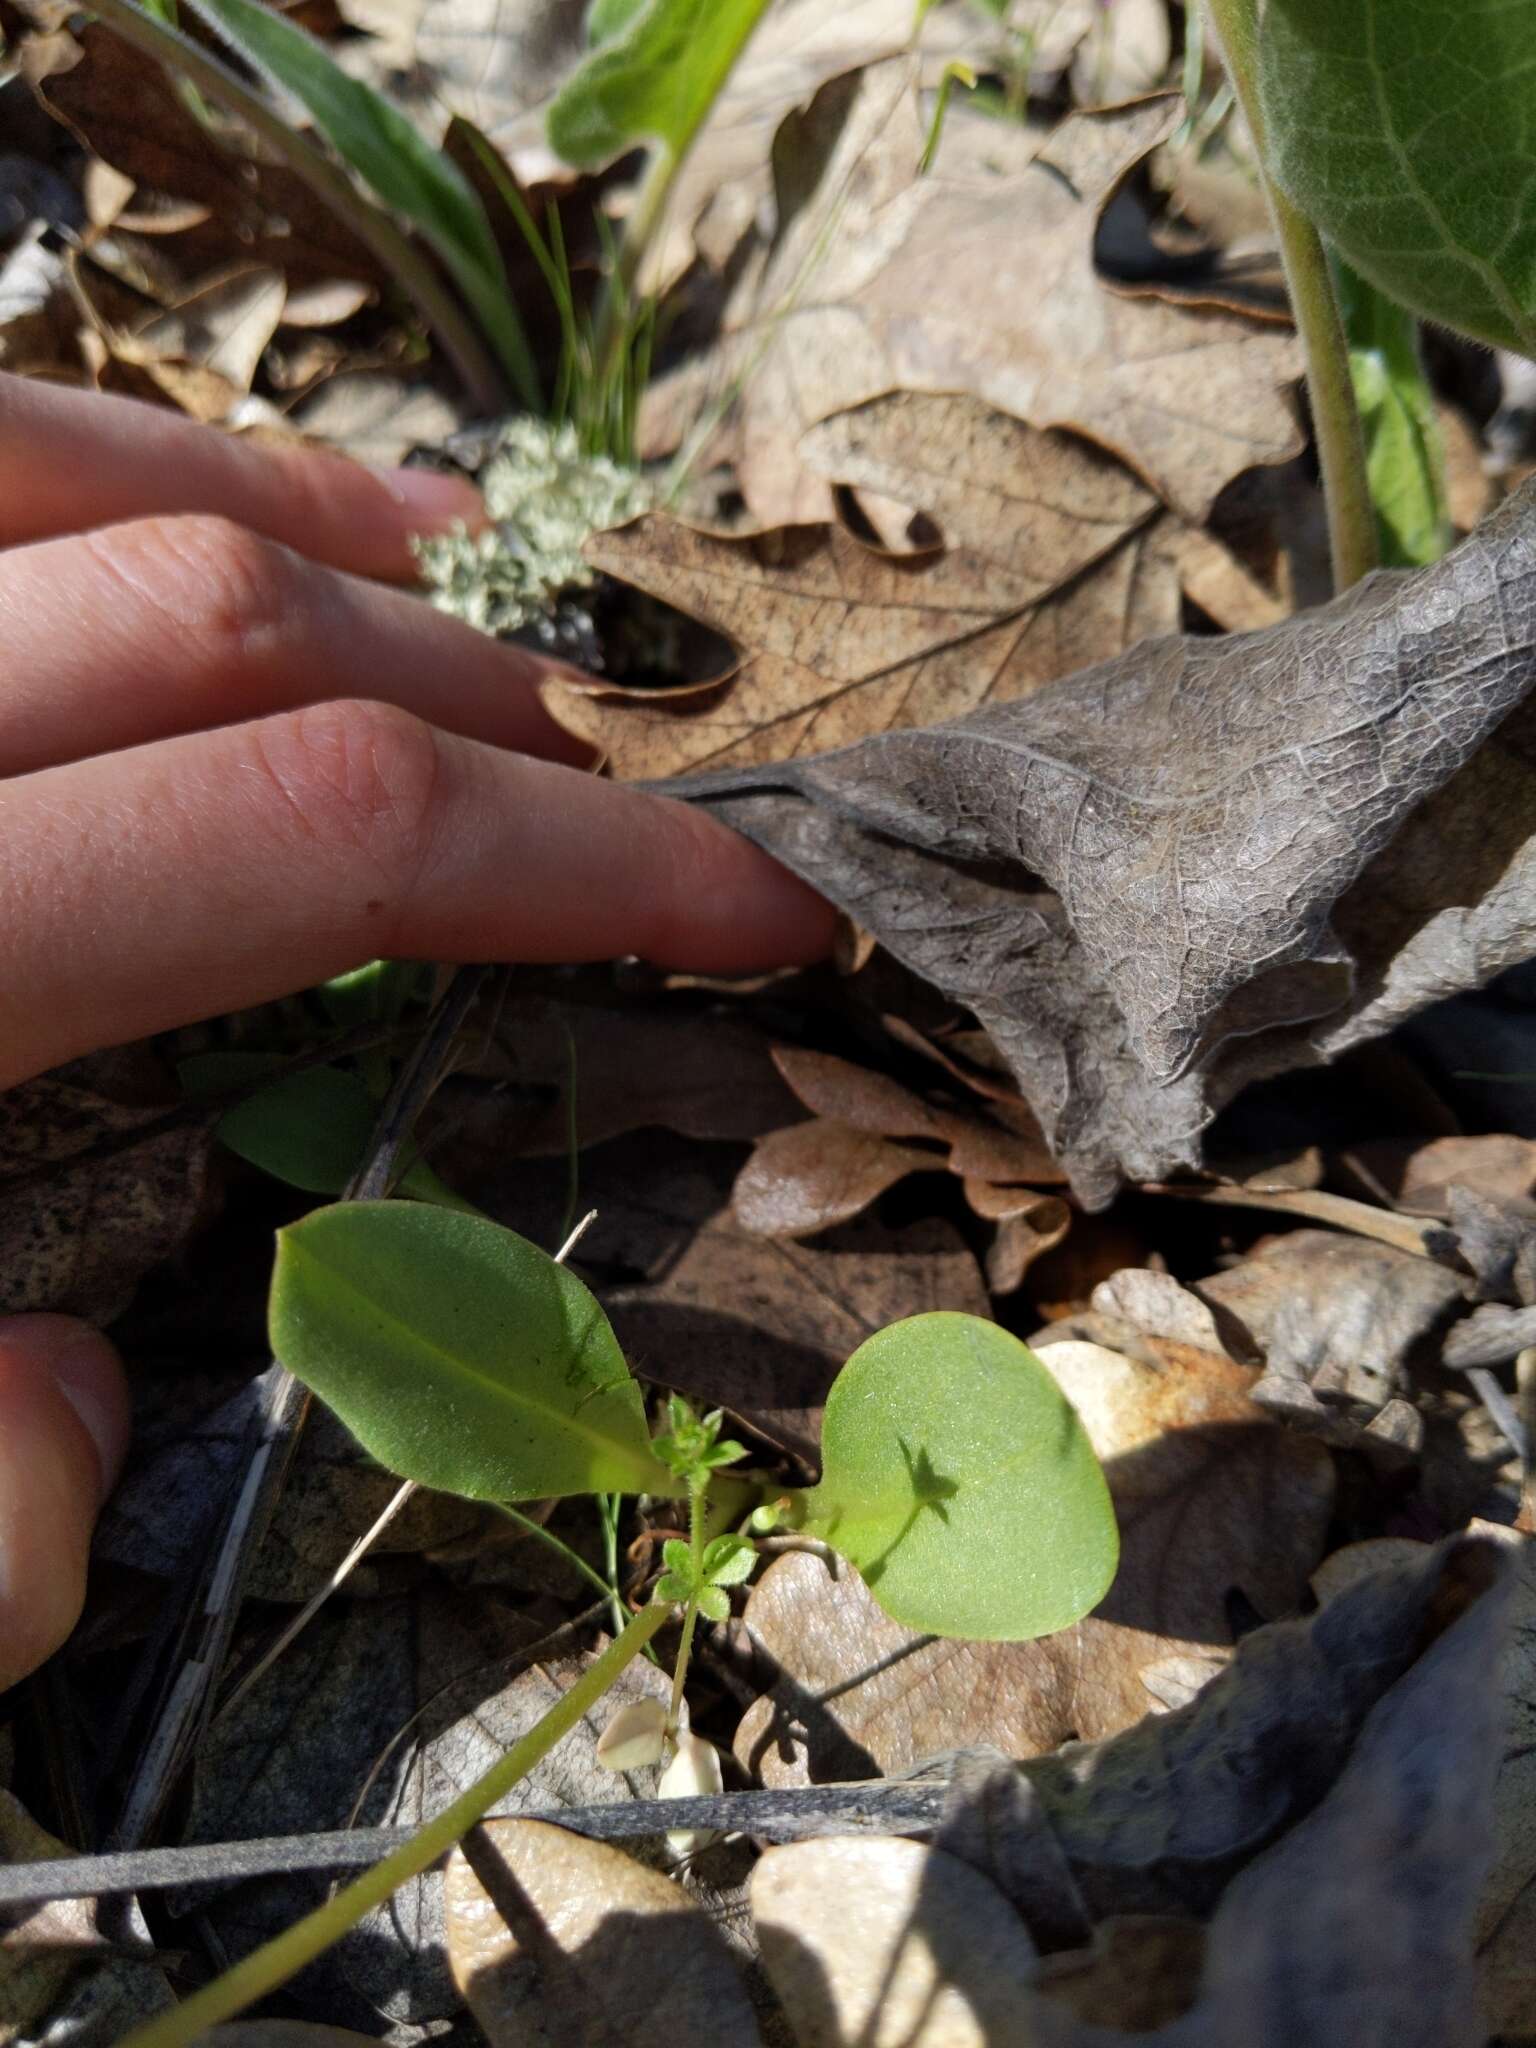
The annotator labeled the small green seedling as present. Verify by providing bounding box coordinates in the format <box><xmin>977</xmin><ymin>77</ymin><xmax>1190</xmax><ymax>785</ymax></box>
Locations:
<box><xmin>122</xmin><ymin>1198</ymin><xmax>1116</xmax><ymax>2046</ymax></box>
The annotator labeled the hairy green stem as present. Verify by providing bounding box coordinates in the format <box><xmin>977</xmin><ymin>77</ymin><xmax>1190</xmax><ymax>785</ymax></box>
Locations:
<box><xmin>118</xmin><ymin>1600</ymin><xmax>671</xmax><ymax>2048</ymax></box>
<box><xmin>665</xmin><ymin>1476</ymin><xmax>708</xmax><ymax>1737</ymax></box>
<box><xmin>1202</xmin><ymin>0</ymin><xmax>1378</xmax><ymax>591</ymax></box>
<box><xmin>88</xmin><ymin>0</ymin><xmax>507</xmax><ymax>414</ymax></box>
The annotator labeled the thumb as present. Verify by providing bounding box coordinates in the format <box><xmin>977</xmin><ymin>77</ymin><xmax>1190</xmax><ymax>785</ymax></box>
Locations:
<box><xmin>0</xmin><ymin>1316</ymin><xmax>130</xmax><ymax>1691</ymax></box>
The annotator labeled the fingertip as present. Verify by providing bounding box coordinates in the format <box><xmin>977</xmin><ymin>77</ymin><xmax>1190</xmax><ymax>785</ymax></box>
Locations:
<box><xmin>647</xmin><ymin>798</ymin><xmax>840</xmax><ymax>972</ymax></box>
<box><xmin>0</xmin><ymin>1317</ymin><xmax>129</xmax><ymax>1690</ymax></box>
<box><xmin>369</xmin><ymin>464</ymin><xmax>490</xmax><ymax>538</ymax></box>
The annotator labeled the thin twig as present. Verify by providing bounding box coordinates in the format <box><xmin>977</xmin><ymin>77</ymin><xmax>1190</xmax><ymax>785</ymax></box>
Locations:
<box><xmin>1142</xmin><ymin>1180</ymin><xmax>1457</xmax><ymax>1261</ymax></box>
<box><xmin>0</xmin><ymin>1781</ymin><xmax>951</xmax><ymax>1907</ymax></box>
<box><xmin>111</xmin><ymin>967</ymin><xmax>489</xmax><ymax>1850</ymax></box>
<box><xmin>213</xmin><ymin>1479</ymin><xmax>416</xmax><ymax>1726</ymax></box>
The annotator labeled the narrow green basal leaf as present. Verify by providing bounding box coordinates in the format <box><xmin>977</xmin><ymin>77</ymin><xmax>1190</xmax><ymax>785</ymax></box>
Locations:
<box><xmin>1257</xmin><ymin>0</ymin><xmax>1536</xmax><ymax>355</ymax></box>
<box><xmin>270</xmin><ymin>1202</ymin><xmax>679</xmax><ymax>1501</ymax></box>
<box><xmin>547</xmin><ymin>0</ymin><xmax>772</xmax><ymax>169</ymax></box>
<box><xmin>792</xmin><ymin>1313</ymin><xmax>1117</xmax><ymax>1641</ymax></box>
<box><xmin>181</xmin><ymin>1052</ymin><xmax>472</xmax><ymax>1208</ymax></box>
<box><xmin>178</xmin><ymin>0</ymin><xmax>540</xmax><ymax>406</ymax></box>
<box><xmin>1333</xmin><ymin>257</ymin><xmax>1450</xmax><ymax>569</ymax></box>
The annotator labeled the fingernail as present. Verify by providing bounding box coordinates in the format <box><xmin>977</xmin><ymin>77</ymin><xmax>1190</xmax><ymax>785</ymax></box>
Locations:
<box><xmin>371</xmin><ymin>464</ymin><xmax>488</xmax><ymax>533</ymax></box>
<box><xmin>47</xmin><ymin>1329</ymin><xmax>131</xmax><ymax>1503</ymax></box>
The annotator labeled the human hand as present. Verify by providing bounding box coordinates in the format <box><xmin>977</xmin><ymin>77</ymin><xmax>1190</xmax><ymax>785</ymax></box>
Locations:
<box><xmin>0</xmin><ymin>370</ymin><xmax>835</xmax><ymax>1689</ymax></box>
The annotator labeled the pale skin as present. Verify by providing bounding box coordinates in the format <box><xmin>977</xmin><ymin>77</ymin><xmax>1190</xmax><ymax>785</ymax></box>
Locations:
<box><xmin>0</xmin><ymin>370</ymin><xmax>836</xmax><ymax>1690</ymax></box>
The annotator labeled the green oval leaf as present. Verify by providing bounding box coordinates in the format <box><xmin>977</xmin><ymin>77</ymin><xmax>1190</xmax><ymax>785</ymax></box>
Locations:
<box><xmin>547</xmin><ymin>0</ymin><xmax>772</xmax><ymax>169</ymax></box>
<box><xmin>794</xmin><ymin>1313</ymin><xmax>1117</xmax><ymax>1641</ymax></box>
<box><xmin>1257</xmin><ymin>0</ymin><xmax>1536</xmax><ymax>355</ymax></box>
<box><xmin>269</xmin><ymin>1201</ymin><xmax>678</xmax><ymax>1501</ymax></box>
<box><xmin>181</xmin><ymin>1052</ymin><xmax>472</xmax><ymax>1209</ymax></box>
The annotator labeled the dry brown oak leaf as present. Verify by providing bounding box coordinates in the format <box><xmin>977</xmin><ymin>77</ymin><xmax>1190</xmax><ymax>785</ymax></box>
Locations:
<box><xmin>448</xmin><ymin>0</ymin><xmax>993</xmax><ymax>288</ymax></box>
<box><xmin>638</xmin><ymin>73</ymin><xmax>1302</xmax><ymax>528</ymax></box>
<box><xmin>23</xmin><ymin>22</ymin><xmax>386</xmax><ymax>287</ymax></box>
<box><xmin>548</xmin><ymin>396</ymin><xmax>1279</xmax><ymax>785</ymax></box>
<box><xmin>668</xmin><ymin>480</ymin><xmax>1536</xmax><ymax>1206</ymax></box>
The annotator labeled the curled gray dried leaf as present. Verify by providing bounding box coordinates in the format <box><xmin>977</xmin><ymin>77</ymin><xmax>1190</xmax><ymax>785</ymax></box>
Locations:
<box><xmin>677</xmin><ymin>483</ymin><xmax>1536</xmax><ymax>1204</ymax></box>
<box><xmin>1194</xmin><ymin>1230</ymin><xmax>1467</xmax><ymax>1443</ymax></box>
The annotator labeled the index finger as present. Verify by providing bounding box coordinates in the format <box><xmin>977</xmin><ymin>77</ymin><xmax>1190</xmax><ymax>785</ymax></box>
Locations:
<box><xmin>0</xmin><ymin>371</ymin><xmax>484</xmax><ymax>580</ymax></box>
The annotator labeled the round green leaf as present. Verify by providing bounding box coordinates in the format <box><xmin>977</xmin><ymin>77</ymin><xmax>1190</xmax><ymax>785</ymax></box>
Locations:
<box><xmin>269</xmin><ymin>1202</ymin><xmax>677</xmax><ymax>1502</ymax></box>
<box><xmin>795</xmin><ymin>1313</ymin><xmax>1117</xmax><ymax>1641</ymax></box>
<box><xmin>1257</xmin><ymin>0</ymin><xmax>1536</xmax><ymax>355</ymax></box>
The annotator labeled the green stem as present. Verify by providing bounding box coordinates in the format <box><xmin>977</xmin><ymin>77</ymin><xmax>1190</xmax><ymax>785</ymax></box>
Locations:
<box><xmin>665</xmin><ymin>1476</ymin><xmax>707</xmax><ymax>1737</ymax></box>
<box><xmin>118</xmin><ymin>1600</ymin><xmax>670</xmax><ymax>2048</ymax></box>
<box><xmin>88</xmin><ymin>0</ymin><xmax>507</xmax><ymax>415</ymax></box>
<box><xmin>1202</xmin><ymin>0</ymin><xmax>1377</xmax><ymax>592</ymax></box>
<box><xmin>494</xmin><ymin>1502</ymin><xmax>622</xmax><ymax>1612</ymax></box>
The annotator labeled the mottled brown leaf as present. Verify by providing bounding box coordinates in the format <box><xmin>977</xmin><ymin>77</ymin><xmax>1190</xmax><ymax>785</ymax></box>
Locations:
<box><xmin>444</xmin><ymin>1819</ymin><xmax>762</xmax><ymax>2047</ymax></box>
<box><xmin>0</xmin><ymin>1070</ymin><xmax>210</xmax><ymax>1320</ymax></box>
<box><xmin>642</xmin><ymin>73</ymin><xmax>1300</xmax><ymax>527</ymax></box>
<box><xmin>555</xmin><ymin>435</ymin><xmax>1275</xmax><ymax>784</ymax></box>
<box><xmin>753</xmin><ymin>1837</ymin><xmax>1039</xmax><ymax>2048</ymax></box>
<box><xmin>679</xmin><ymin>485</ymin><xmax>1536</xmax><ymax>1203</ymax></box>
<box><xmin>731</xmin><ymin>1043</ymin><xmax>1064</xmax><ymax>1243</ymax></box>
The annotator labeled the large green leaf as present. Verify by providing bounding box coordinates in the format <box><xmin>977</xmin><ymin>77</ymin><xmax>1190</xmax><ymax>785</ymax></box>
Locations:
<box><xmin>1257</xmin><ymin>0</ymin><xmax>1536</xmax><ymax>355</ymax></box>
<box><xmin>1334</xmin><ymin>258</ymin><xmax>1450</xmax><ymax>569</ymax></box>
<box><xmin>547</xmin><ymin>0</ymin><xmax>772</xmax><ymax>169</ymax></box>
<box><xmin>179</xmin><ymin>0</ymin><xmax>539</xmax><ymax>405</ymax></box>
<box><xmin>270</xmin><ymin>1202</ymin><xmax>678</xmax><ymax>1500</ymax></box>
<box><xmin>791</xmin><ymin>1313</ymin><xmax>1117</xmax><ymax>1641</ymax></box>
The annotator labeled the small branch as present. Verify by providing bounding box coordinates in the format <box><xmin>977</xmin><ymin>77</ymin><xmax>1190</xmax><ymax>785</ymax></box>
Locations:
<box><xmin>111</xmin><ymin>967</ymin><xmax>489</xmax><ymax>1849</ymax></box>
<box><xmin>87</xmin><ymin>0</ymin><xmax>506</xmax><ymax>414</ymax></box>
<box><xmin>1142</xmin><ymin>1180</ymin><xmax>1456</xmax><ymax>1260</ymax></box>
<box><xmin>0</xmin><ymin>1779</ymin><xmax>952</xmax><ymax>1907</ymax></box>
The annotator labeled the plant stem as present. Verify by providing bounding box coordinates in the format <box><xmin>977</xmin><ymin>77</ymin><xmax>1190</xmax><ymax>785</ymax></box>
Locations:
<box><xmin>118</xmin><ymin>1600</ymin><xmax>671</xmax><ymax>2048</ymax></box>
<box><xmin>665</xmin><ymin>1475</ymin><xmax>708</xmax><ymax>1737</ymax></box>
<box><xmin>1202</xmin><ymin>0</ymin><xmax>1378</xmax><ymax>592</ymax></box>
<box><xmin>494</xmin><ymin>1501</ymin><xmax>622</xmax><ymax>1612</ymax></box>
<box><xmin>88</xmin><ymin>0</ymin><xmax>506</xmax><ymax>414</ymax></box>
<box><xmin>589</xmin><ymin>143</ymin><xmax>673</xmax><ymax>401</ymax></box>
<box><xmin>1268</xmin><ymin>186</ymin><xmax>1379</xmax><ymax>591</ymax></box>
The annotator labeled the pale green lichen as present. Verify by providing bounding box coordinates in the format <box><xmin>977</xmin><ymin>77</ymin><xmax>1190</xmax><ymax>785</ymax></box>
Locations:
<box><xmin>411</xmin><ymin>417</ymin><xmax>652</xmax><ymax>637</ymax></box>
